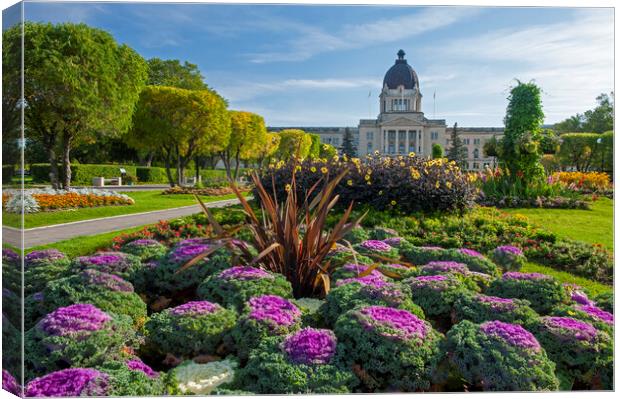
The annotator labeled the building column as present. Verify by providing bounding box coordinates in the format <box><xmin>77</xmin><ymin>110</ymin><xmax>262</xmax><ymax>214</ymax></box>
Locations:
<box><xmin>405</xmin><ymin>131</ymin><xmax>409</xmax><ymax>154</ymax></box>
<box><xmin>419</xmin><ymin>130</ymin><xmax>423</xmax><ymax>155</ymax></box>
<box><xmin>383</xmin><ymin>130</ymin><xmax>386</xmax><ymax>153</ymax></box>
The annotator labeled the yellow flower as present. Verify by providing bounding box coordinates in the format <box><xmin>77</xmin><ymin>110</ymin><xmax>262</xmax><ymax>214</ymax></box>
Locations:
<box><xmin>390</xmin><ymin>200</ymin><xmax>397</xmax><ymax>206</ymax></box>
<box><xmin>321</xmin><ymin>167</ymin><xmax>328</xmax><ymax>174</ymax></box>
<box><xmin>409</xmin><ymin>152</ymin><xmax>416</xmax><ymax>157</ymax></box>
<box><xmin>367</xmin><ymin>181</ymin><xmax>372</xmax><ymax>185</ymax></box>
<box><xmin>294</xmin><ymin>165</ymin><xmax>302</xmax><ymax>173</ymax></box>
<box><xmin>366</xmin><ymin>169</ymin><xmax>372</xmax><ymax>175</ymax></box>
<box><xmin>347</xmin><ymin>179</ymin><xmax>353</xmax><ymax>186</ymax></box>
<box><xmin>400</xmin><ymin>162</ymin><xmax>405</xmax><ymax>167</ymax></box>
<box><xmin>310</xmin><ymin>166</ymin><xmax>317</xmax><ymax>173</ymax></box>
<box><xmin>446</xmin><ymin>181</ymin><xmax>452</xmax><ymax>189</ymax></box>
<box><xmin>435</xmin><ymin>181</ymin><xmax>440</xmax><ymax>189</ymax></box>
<box><xmin>374</xmin><ymin>150</ymin><xmax>380</xmax><ymax>155</ymax></box>
<box><xmin>410</xmin><ymin>168</ymin><xmax>421</xmax><ymax>180</ymax></box>
<box><xmin>285</xmin><ymin>184</ymin><xmax>291</xmax><ymax>192</ymax></box>
<box><xmin>364</xmin><ymin>174</ymin><xmax>371</xmax><ymax>181</ymax></box>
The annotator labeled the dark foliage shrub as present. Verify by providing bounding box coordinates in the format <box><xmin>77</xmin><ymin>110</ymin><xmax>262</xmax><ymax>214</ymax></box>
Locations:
<box><xmin>144</xmin><ymin>301</ymin><xmax>236</xmax><ymax>359</ymax></box>
<box><xmin>334</xmin><ymin>305</ymin><xmax>444</xmax><ymax>391</ymax></box>
<box><xmin>232</xmin><ymin>328</ymin><xmax>357</xmax><ymax>393</ymax></box>
<box><xmin>197</xmin><ymin>266</ymin><xmax>293</xmax><ymax>311</ymax></box>
<box><xmin>486</xmin><ymin>272</ymin><xmax>568</xmax><ymax>314</ymax></box>
<box><xmin>445</xmin><ymin>320</ymin><xmax>558</xmax><ymax>391</ymax></box>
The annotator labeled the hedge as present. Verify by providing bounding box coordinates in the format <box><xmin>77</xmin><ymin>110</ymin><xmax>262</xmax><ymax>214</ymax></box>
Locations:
<box><xmin>136</xmin><ymin>167</ymin><xmax>169</xmax><ymax>184</ymax></box>
<box><xmin>2</xmin><ymin>165</ymin><xmax>14</xmax><ymax>183</ymax></box>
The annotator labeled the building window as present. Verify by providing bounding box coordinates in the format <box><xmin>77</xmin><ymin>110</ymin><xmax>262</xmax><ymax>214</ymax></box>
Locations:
<box><xmin>474</xmin><ymin>138</ymin><xmax>480</xmax><ymax>145</ymax></box>
<box><xmin>473</xmin><ymin>148</ymin><xmax>479</xmax><ymax>159</ymax></box>
<box><xmin>446</xmin><ymin>138</ymin><xmax>450</xmax><ymax>145</ymax></box>
<box><xmin>366</xmin><ymin>131</ymin><xmax>374</xmax><ymax>140</ymax></box>
<box><xmin>464</xmin><ymin>138</ymin><xmax>470</xmax><ymax>145</ymax></box>
<box><xmin>473</xmin><ymin>162</ymin><xmax>480</xmax><ymax>170</ymax></box>
<box><xmin>367</xmin><ymin>142</ymin><xmax>373</xmax><ymax>152</ymax></box>
<box><xmin>430</xmin><ymin>131</ymin><xmax>438</xmax><ymax>140</ymax></box>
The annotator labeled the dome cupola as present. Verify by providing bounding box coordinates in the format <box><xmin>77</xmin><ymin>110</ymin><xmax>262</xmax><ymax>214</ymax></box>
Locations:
<box><xmin>382</xmin><ymin>49</ymin><xmax>419</xmax><ymax>90</ymax></box>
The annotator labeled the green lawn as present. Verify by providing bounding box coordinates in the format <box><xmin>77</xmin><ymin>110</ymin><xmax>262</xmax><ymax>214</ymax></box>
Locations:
<box><xmin>2</xmin><ymin>191</ymin><xmax>238</xmax><ymax>228</ymax></box>
<box><xmin>503</xmin><ymin>197</ymin><xmax>613</xmax><ymax>251</ymax></box>
<box><xmin>522</xmin><ymin>262</ymin><xmax>611</xmax><ymax>297</ymax></box>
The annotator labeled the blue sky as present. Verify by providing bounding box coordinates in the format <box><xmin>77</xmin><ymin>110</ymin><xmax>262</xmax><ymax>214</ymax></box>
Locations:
<box><xmin>9</xmin><ymin>1</ymin><xmax>615</xmax><ymax>127</ymax></box>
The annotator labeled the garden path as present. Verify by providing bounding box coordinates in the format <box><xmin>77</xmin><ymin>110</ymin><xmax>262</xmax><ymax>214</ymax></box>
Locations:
<box><xmin>2</xmin><ymin>197</ymin><xmax>243</xmax><ymax>248</ymax></box>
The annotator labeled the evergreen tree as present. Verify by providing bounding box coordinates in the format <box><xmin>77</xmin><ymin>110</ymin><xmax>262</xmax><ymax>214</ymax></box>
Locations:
<box><xmin>447</xmin><ymin>123</ymin><xmax>468</xmax><ymax>168</ymax></box>
<box><xmin>341</xmin><ymin>127</ymin><xmax>357</xmax><ymax>157</ymax></box>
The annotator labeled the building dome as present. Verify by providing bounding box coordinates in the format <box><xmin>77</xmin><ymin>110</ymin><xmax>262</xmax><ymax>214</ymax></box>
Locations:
<box><xmin>382</xmin><ymin>49</ymin><xmax>419</xmax><ymax>90</ymax></box>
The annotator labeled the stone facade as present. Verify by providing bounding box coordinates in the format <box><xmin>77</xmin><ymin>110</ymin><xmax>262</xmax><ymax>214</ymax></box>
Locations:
<box><xmin>270</xmin><ymin>50</ymin><xmax>503</xmax><ymax>171</ymax></box>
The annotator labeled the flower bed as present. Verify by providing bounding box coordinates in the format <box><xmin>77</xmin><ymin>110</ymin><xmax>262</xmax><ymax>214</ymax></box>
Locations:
<box><xmin>486</xmin><ymin>272</ymin><xmax>568</xmax><ymax>314</ymax></box>
<box><xmin>445</xmin><ymin>320</ymin><xmax>558</xmax><ymax>391</ymax></box>
<box><xmin>71</xmin><ymin>251</ymin><xmax>144</xmax><ymax>288</ymax></box>
<box><xmin>552</xmin><ymin>171</ymin><xmax>612</xmax><ymax>193</ymax></box>
<box><xmin>452</xmin><ymin>292</ymin><xmax>540</xmax><ymax>327</ymax></box>
<box><xmin>24</xmin><ymin>249</ymin><xmax>71</xmax><ymax>295</ymax></box>
<box><xmin>2</xmin><ymin>188</ymin><xmax>134</xmax><ymax>213</ymax></box>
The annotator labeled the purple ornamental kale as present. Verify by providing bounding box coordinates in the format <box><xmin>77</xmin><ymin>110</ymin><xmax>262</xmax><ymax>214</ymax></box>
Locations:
<box><xmin>125</xmin><ymin>239</ymin><xmax>161</xmax><ymax>247</ymax></box>
<box><xmin>336</xmin><ymin>273</ymin><xmax>389</xmax><ymax>288</ymax></box>
<box><xmin>2</xmin><ymin>248</ymin><xmax>19</xmax><ymax>263</ymax></box>
<box><xmin>458</xmin><ymin>248</ymin><xmax>484</xmax><ymax>258</ymax></box>
<box><xmin>495</xmin><ymin>245</ymin><xmax>524</xmax><ymax>256</ymax></box>
<box><xmin>247</xmin><ymin>295</ymin><xmax>301</xmax><ymax>328</ymax></box>
<box><xmin>422</xmin><ymin>261</ymin><xmax>469</xmax><ymax>274</ymax></box>
<box><xmin>81</xmin><ymin>269</ymin><xmax>134</xmax><ymax>293</ymax></box>
<box><xmin>570</xmin><ymin>290</ymin><xmax>594</xmax><ymax>306</ymax></box>
<box><xmin>542</xmin><ymin>316</ymin><xmax>599</xmax><ymax>341</ymax></box>
<box><xmin>360</xmin><ymin>240</ymin><xmax>392</xmax><ymax>252</ymax></box>
<box><xmin>126</xmin><ymin>359</ymin><xmax>159</xmax><ymax>378</ymax></box>
<box><xmin>78</xmin><ymin>252</ymin><xmax>126</xmax><ymax>266</ymax></box>
<box><xmin>25</xmin><ymin>249</ymin><xmax>66</xmax><ymax>265</ymax></box>
<box><xmin>282</xmin><ymin>328</ymin><xmax>337</xmax><ymax>365</ymax></box>
<box><xmin>503</xmin><ymin>271</ymin><xmax>551</xmax><ymax>281</ymax></box>
<box><xmin>168</xmin><ymin>244</ymin><xmax>211</xmax><ymax>263</ymax></box>
<box><xmin>2</xmin><ymin>369</ymin><xmax>20</xmax><ymax>396</ymax></box>
<box><xmin>578</xmin><ymin>304</ymin><xmax>614</xmax><ymax>325</ymax></box>
<box><xmin>25</xmin><ymin>368</ymin><xmax>109</xmax><ymax>397</ymax></box>
<box><xmin>359</xmin><ymin>305</ymin><xmax>427</xmax><ymax>340</ymax></box>
<box><xmin>218</xmin><ymin>266</ymin><xmax>273</xmax><ymax>281</ymax></box>
<box><xmin>174</xmin><ymin>238</ymin><xmax>211</xmax><ymax>248</ymax></box>
<box><xmin>382</xmin><ymin>237</ymin><xmax>403</xmax><ymax>246</ymax></box>
<box><xmin>39</xmin><ymin>304</ymin><xmax>111</xmax><ymax>336</ymax></box>
<box><xmin>169</xmin><ymin>301</ymin><xmax>220</xmax><ymax>316</ymax></box>
<box><xmin>476</xmin><ymin>295</ymin><xmax>516</xmax><ymax>311</ymax></box>
<box><xmin>480</xmin><ymin>320</ymin><xmax>541</xmax><ymax>351</ymax></box>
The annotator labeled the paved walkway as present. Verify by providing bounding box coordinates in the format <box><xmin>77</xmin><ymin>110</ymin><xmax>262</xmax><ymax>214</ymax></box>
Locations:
<box><xmin>2</xmin><ymin>197</ymin><xmax>243</xmax><ymax>248</ymax></box>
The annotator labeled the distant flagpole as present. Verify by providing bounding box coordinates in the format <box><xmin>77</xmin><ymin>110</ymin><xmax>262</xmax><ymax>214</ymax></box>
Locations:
<box><xmin>433</xmin><ymin>90</ymin><xmax>436</xmax><ymax>119</ymax></box>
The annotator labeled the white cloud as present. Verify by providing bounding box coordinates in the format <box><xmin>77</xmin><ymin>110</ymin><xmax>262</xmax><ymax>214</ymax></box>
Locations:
<box><xmin>247</xmin><ymin>7</ymin><xmax>479</xmax><ymax>63</ymax></box>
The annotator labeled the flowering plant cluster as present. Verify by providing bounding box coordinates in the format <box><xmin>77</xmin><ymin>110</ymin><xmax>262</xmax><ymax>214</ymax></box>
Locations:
<box><xmin>419</xmin><ymin>261</ymin><xmax>470</xmax><ymax>276</ymax></box>
<box><xmin>23</xmin><ymin>249</ymin><xmax>71</xmax><ymax>295</ymax></box>
<box><xmin>25</xmin><ymin>304</ymin><xmax>136</xmax><ymax>379</ymax></box>
<box><xmin>229</xmin><ymin>295</ymin><xmax>302</xmax><ymax>361</ymax></box>
<box><xmin>550</xmin><ymin>303</ymin><xmax>613</xmax><ymax>335</ymax></box>
<box><xmin>143</xmin><ymin>301</ymin><xmax>236</xmax><ymax>358</ymax></box>
<box><xmin>404</xmin><ymin>274</ymin><xmax>471</xmax><ymax>318</ymax></box>
<box><xmin>334</xmin><ymin>305</ymin><xmax>443</xmax><ymax>391</ymax></box>
<box><xmin>25</xmin><ymin>269</ymin><xmax>147</xmax><ymax>329</ymax></box>
<box><xmin>258</xmin><ymin>153</ymin><xmax>477</xmax><ymax>214</ymax></box>
<box><xmin>321</xmin><ymin>280</ymin><xmax>424</xmax><ymax>326</ymax></box>
<box><xmin>453</xmin><ymin>292</ymin><xmax>539</xmax><ymax>327</ymax></box>
<box><xmin>445</xmin><ymin>320</ymin><xmax>558</xmax><ymax>391</ymax></box>
<box><xmin>400</xmin><ymin>242</ymin><xmax>499</xmax><ymax>276</ymax></box>
<box><xmin>231</xmin><ymin>328</ymin><xmax>357</xmax><ymax>394</ymax></box>
<box><xmin>197</xmin><ymin>266</ymin><xmax>293</xmax><ymax>311</ymax></box>
<box><xmin>492</xmin><ymin>245</ymin><xmax>526</xmax><ymax>271</ymax></box>
<box><xmin>552</xmin><ymin>171</ymin><xmax>612</xmax><ymax>192</ymax></box>
<box><xmin>150</xmin><ymin>241</ymin><xmax>231</xmax><ymax>295</ymax></box>
<box><xmin>71</xmin><ymin>251</ymin><xmax>143</xmax><ymax>286</ymax></box>
<box><xmin>111</xmin><ymin>220</ymin><xmax>213</xmax><ymax>250</ymax></box>
<box><xmin>487</xmin><ymin>272</ymin><xmax>568</xmax><ymax>314</ymax></box>
<box><xmin>2</xmin><ymin>188</ymin><xmax>134</xmax><ymax>213</ymax></box>
<box><xmin>533</xmin><ymin>316</ymin><xmax>613</xmax><ymax>389</ymax></box>
<box><xmin>2</xmin><ymin>369</ymin><xmax>20</xmax><ymax>397</ymax></box>
<box><xmin>120</xmin><ymin>238</ymin><xmax>167</xmax><ymax>261</ymax></box>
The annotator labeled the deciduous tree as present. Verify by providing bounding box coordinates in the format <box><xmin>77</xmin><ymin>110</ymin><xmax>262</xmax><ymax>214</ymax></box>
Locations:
<box><xmin>274</xmin><ymin>129</ymin><xmax>312</xmax><ymax>160</ymax></box>
<box><xmin>221</xmin><ymin>111</ymin><xmax>267</xmax><ymax>180</ymax></box>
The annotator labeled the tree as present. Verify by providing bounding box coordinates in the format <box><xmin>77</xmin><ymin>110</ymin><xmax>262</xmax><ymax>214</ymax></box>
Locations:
<box><xmin>341</xmin><ymin>127</ymin><xmax>357</xmax><ymax>157</ymax></box>
<box><xmin>539</xmin><ymin>129</ymin><xmax>561</xmax><ymax>155</ymax></box>
<box><xmin>554</xmin><ymin>93</ymin><xmax>614</xmax><ymax>134</ymax></box>
<box><xmin>128</xmin><ymin>86</ymin><xmax>230</xmax><ymax>186</ymax></box>
<box><xmin>431</xmin><ymin>143</ymin><xmax>443</xmax><ymax>159</ymax></box>
<box><xmin>499</xmin><ymin>80</ymin><xmax>545</xmax><ymax>182</ymax></box>
<box><xmin>554</xmin><ymin>114</ymin><xmax>583</xmax><ymax>134</ymax></box>
<box><xmin>446</xmin><ymin>123</ymin><xmax>467</xmax><ymax>168</ymax></box>
<box><xmin>3</xmin><ymin>22</ymin><xmax>148</xmax><ymax>188</ymax></box>
<box><xmin>254</xmin><ymin>132</ymin><xmax>281</xmax><ymax>168</ymax></box>
<box><xmin>308</xmin><ymin>134</ymin><xmax>322</xmax><ymax>159</ymax></box>
<box><xmin>221</xmin><ymin>111</ymin><xmax>267</xmax><ymax>180</ymax></box>
<box><xmin>558</xmin><ymin>132</ymin><xmax>612</xmax><ymax>172</ymax></box>
<box><xmin>274</xmin><ymin>130</ymin><xmax>312</xmax><ymax>160</ymax></box>
<box><xmin>319</xmin><ymin>143</ymin><xmax>338</xmax><ymax>159</ymax></box>
<box><xmin>146</xmin><ymin>58</ymin><xmax>208</xmax><ymax>90</ymax></box>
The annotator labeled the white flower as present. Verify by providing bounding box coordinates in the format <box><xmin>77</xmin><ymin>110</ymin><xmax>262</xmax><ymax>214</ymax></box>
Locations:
<box><xmin>174</xmin><ymin>359</ymin><xmax>237</xmax><ymax>395</ymax></box>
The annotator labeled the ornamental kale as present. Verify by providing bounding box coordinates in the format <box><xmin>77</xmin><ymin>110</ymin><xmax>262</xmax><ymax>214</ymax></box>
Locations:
<box><xmin>231</xmin><ymin>328</ymin><xmax>357</xmax><ymax>394</ymax></box>
<box><xmin>24</xmin><ymin>269</ymin><xmax>147</xmax><ymax>329</ymax></box>
<box><xmin>400</xmin><ymin>242</ymin><xmax>499</xmax><ymax>276</ymax></box>
<box><xmin>593</xmin><ymin>291</ymin><xmax>613</xmax><ymax>314</ymax></box>
<box><xmin>334</xmin><ymin>305</ymin><xmax>444</xmax><ymax>391</ymax></box>
<box><xmin>143</xmin><ymin>301</ymin><xmax>236</xmax><ymax>358</ymax></box>
<box><xmin>354</xmin><ymin>240</ymin><xmax>399</xmax><ymax>259</ymax></box>
<box><xmin>487</xmin><ymin>272</ymin><xmax>568</xmax><ymax>314</ymax></box>
<box><xmin>404</xmin><ymin>274</ymin><xmax>472</xmax><ymax>319</ymax></box>
<box><xmin>445</xmin><ymin>320</ymin><xmax>558</xmax><ymax>391</ymax></box>
<box><xmin>453</xmin><ymin>292</ymin><xmax>540</xmax><ymax>327</ymax></box>
<box><xmin>492</xmin><ymin>245</ymin><xmax>526</xmax><ymax>272</ymax></box>
<box><xmin>120</xmin><ymin>238</ymin><xmax>167</xmax><ymax>261</ymax></box>
<box><xmin>98</xmin><ymin>360</ymin><xmax>180</xmax><ymax>396</ymax></box>
<box><xmin>2</xmin><ymin>369</ymin><xmax>20</xmax><ymax>397</ymax></box>
<box><xmin>71</xmin><ymin>251</ymin><xmax>143</xmax><ymax>287</ymax></box>
<box><xmin>228</xmin><ymin>295</ymin><xmax>302</xmax><ymax>362</ymax></box>
<box><xmin>197</xmin><ymin>266</ymin><xmax>293</xmax><ymax>311</ymax></box>
<box><xmin>25</xmin><ymin>304</ymin><xmax>137</xmax><ymax>379</ymax></box>
<box><xmin>25</xmin><ymin>368</ymin><xmax>110</xmax><ymax>397</ymax></box>
<box><xmin>24</xmin><ymin>249</ymin><xmax>71</xmax><ymax>295</ymax></box>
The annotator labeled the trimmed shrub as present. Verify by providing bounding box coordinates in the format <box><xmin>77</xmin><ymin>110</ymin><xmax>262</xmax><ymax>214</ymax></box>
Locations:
<box><xmin>400</xmin><ymin>242</ymin><xmax>499</xmax><ymax>276</ymax></box>
<box><xmin>453</xmin><ymin>292</ymin><xmax>540</xmax><ymax>327</ymax></box>
<box><xmin>120</xmin><ymin>238</ymin><xmax>167</xmax><ymax>261</ymax></box>
<box><xmin>492</xmin><ymin>245</ymin><xmax>526</xmax><ymax>271</ymax></box>
<box><xmin>172</xmin><ymin>359</ymin><xmax>238</xmax><ymax>395</ymax></box>
<box><xmin>404</xmin><ymin>275</ymin><xmax>471</xmax><ymax>319</ymax></box>
<box><xmin>30</xmin><ymin>163</ymin><xmax>137</xmax><ymax>185</ymax></box>
<box><xmin>232</xmin><ymin>328</ymin><xmax>357</xmax><ymax>393</ymax></box>
<box><xmin>136</xmin><ymin>166</ymin><xmax>169</xmax><ymax>184</ymax></box>
<box><xmin>533</xmin><ymin>316</ymin><xmax>613</xmax><ymax>389</ymax></box>
<box><xmin>197</xmin><ymin>266</ymin><xmax>293</xmax><ymax>311</ymax></box>
<box><xmin>71</xmin><ymin>251</ymin><xmax>143</xmax><ymax>286</ymax></box>
<box><xmin>151</xmin><ymin>241</ymin><xmax>231</xmax><ymax>295</ymax></box>
<box><xmin>228</xmin><ymin>295</ymin><xmax>302</xmax><ymax>362</ymax></box>
<box><xmin>143</xmin><ymin>301</ymin><xmax>236</xmax><ymax>358</ymax></box>
<box><xmin>25</xmin><ymin>304</ymin><xmax>137</xmax><ymax>379</ymax></box>
<box><xmin>24</xmin><ymin>249</ymin><xmax>71</xmax><ymax>295</ymax></box>
<box><xmin>321</xmin><ymin>281</ymin><xmax>424</xmax><ymax>327</ymax></box>
<box><xmin>487</xmin><ymin>272</ymin><xmax>568</xmax><ymax>314</ymax></box>
<box><xmin>334</xmin><ymin>305</ymin><xmax>444</xmax><ymax>391</ymax></box>
<box><xmin>445</xmin><ymin>320</ymin><xmax>558</xmax><ymax>391</ymax></box>
<box><xmin>24</xmin><ymin>269</ymin><xmax>147</xmax><ymax>329</ymax></box>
